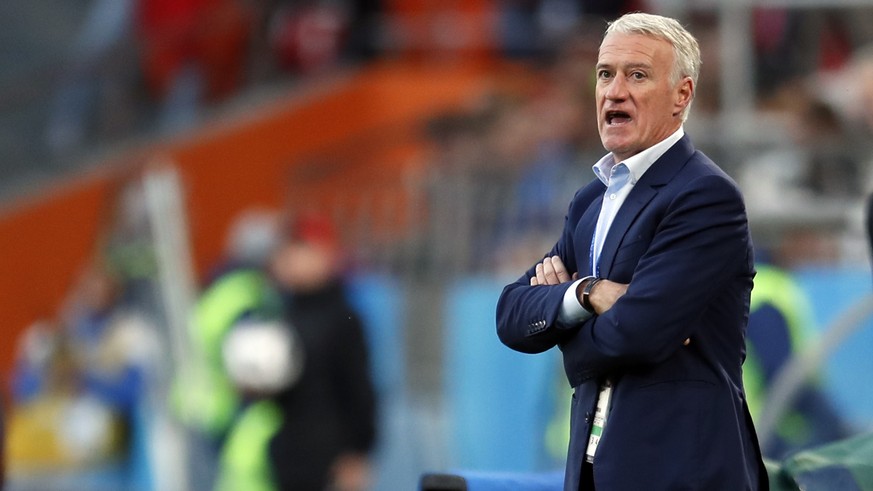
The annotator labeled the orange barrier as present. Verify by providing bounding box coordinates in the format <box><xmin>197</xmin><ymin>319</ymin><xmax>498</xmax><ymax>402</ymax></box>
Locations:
<box><xmin>0</xmin><ymin>60</ymin><xmax>494</xmax><ymax>384</ymax></box>
<box><xmin>0</xmin><ymin>174</ymin><xmax>119</xmax><ymax>376</ymax></box>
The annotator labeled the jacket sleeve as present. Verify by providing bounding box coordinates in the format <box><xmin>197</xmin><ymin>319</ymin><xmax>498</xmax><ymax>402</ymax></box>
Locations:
<box><xmin>495</xmin><ymin>186</ymin><xmax>596</xmax><ymax>354</ymax></box>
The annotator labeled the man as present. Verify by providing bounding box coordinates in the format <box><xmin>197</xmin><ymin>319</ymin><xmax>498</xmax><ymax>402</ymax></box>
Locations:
<box><xmin>266</xmin><ymin>212</ymin><xmax>377</xmax><ymax>491</ymax></box>
<box><xmin>214</xmin><ymin>212</ymin><xmax>378</xmax><ymax>491</ymax></box>
<box><xmin>496</xmin><ymin>12</ymin><xmax>768</xmax><ymax>491</ymax></box>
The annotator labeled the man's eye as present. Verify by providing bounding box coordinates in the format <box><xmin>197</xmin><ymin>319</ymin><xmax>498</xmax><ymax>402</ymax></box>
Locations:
<box><xmin>597</xmin><ymin>70</ymin><xmax>612</xmax><ymax>79</ymax></box>
<box><xmin>631</xmin><ymin>72</ymin><xmax>646</xmax><ymax>80</ymax></box>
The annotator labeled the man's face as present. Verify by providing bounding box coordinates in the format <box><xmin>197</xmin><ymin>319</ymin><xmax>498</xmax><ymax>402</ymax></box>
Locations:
<box><xmin>595</xmin><ymin>32</ymin><xmax>692</xmax><ymax>162</ymax></box>
<box><xmin>270</xmin><ymin>241</ymin><xmax>335</xmax><ymax>292</ymax></box>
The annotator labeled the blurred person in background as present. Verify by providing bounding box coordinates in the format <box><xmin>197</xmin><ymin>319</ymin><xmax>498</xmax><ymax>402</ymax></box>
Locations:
<box><xmin>5</xmin><ymin>258</ymin><xmax>160</xmax><ymax>485</ymax></box>
<box><xmin>266</xmin><ymin>0</ymin><xmax>352</xmax><ymax>76</ymax></box>
<box><xmin>58</xmin><ymin>259</ymin><xmax>158</xmax><ymax>422</ymax></box>
<box><xmin>136</xmin><ymin>0</ymin><xmax>252</xmax><ymax>131</ymax></box>
<box><xmin>258</xmin><ymin>211</ymin><xmax>376</xmax><ymax>491</ymax></box>
<box><xmin>172</xmin><ymin>209</ymin><xmax>284</xmax><ymax>491</ymax></box>
<box><xmin>7</xmin><ymin>322</ymin><xmax>128</xmax><ymax>475</ymax></box>
<box><xmin>231</xmin><ymin>0</ymin><xmax>384</xmax><ymax>84</ymax></box>
<box><xmin>744</xmin><ymin>248</ymin><xmax>853</xmax><ymax>459</ymax></box>
<box><xmin>190</xmin><ymin>210</ymin><xmax>377</xmax><ymax>491</ymax></box>
<box><xmin>496</xmin><ymin>12</ymin><xmax>767</xmax><ymax>490</ymax></box>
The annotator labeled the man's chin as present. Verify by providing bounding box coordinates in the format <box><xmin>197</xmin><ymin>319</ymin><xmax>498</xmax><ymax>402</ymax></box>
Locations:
<box><xmin>601</xmin><ymin>138</ymin><xmax>635</xmax><ymax>159</ymax></box>
<box><xmin>600</xmin><ymin>127</ymin><xmax>633</xmax><ymax>145</ymax></box>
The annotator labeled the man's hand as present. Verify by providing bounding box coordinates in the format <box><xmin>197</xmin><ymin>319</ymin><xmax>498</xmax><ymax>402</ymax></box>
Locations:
<box><xmin>530</xmin><ymin>256</ymin><xmax>577</xmax><ymax>286</ymax></box>
<box><xmin>529</xmin><ymin>256</ymin><xmax>629</xmax><ymax>315</ymax></box>
<box><xmin>330</xmin><ymin>453</ymin><xmax>371</xmax><ymax>491</ymax></box>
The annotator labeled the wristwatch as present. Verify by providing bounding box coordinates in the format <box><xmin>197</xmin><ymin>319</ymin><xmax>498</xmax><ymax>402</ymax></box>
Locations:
<box><xmin>580</xmin><ymin>276</ymin><xmax>602</xmax><ymax>313</ymax></box>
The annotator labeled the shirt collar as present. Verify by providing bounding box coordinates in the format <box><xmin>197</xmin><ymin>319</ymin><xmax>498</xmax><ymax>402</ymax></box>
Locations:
<box><xmin>592</xmin><ymin>126</ymin><xmax>685</xmax><ymax>186</ymax></box>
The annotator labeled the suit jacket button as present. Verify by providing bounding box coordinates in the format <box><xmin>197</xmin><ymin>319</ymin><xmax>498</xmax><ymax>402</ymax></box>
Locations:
<box><xmin>585</xmin><ymin>411</ymin><xmax>592</xmax><ymax>424</ymax></box>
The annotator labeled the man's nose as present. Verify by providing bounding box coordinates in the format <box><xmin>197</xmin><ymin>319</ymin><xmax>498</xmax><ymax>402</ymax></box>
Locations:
<box><xmin>605</xmin><ymin>76</ymin><xmax>629</xmax><ymax>100</ymax></box>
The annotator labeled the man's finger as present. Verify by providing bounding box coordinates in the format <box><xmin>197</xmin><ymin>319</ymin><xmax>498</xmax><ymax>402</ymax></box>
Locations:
<box><xmin>530</xmin><ymin>275</ymin><xmax>539</xmax><ymax>286</ymax></box>
<box><xmin>541</xmin><ymin>257</ymin><xmax>560</xmax><ymax>285</ymax></box>
<box><xmin>535</xmin><ymin>262</ymin><xmax>546</xmax><ymax>285</ymax></box>
<box><xmin>549</xmin><ymin>256</ymin><xmax>572</xmax><ymax>283</ymax></box>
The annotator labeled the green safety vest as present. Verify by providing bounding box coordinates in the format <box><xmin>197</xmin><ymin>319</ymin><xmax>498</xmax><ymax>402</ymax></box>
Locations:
<box><xmin>172</xmin><ymin>268</ymin><xmax>280</xmax><ymax>436</ymax></box>
<box><xmin>744</xmin><ymin>264</ymin><xmax>817</xmax><ymax>445</ymax></box>
<box><xmin>215</xmin><ymin>400</ymin><xmax>284</xmax><ymax>491</ymax></box>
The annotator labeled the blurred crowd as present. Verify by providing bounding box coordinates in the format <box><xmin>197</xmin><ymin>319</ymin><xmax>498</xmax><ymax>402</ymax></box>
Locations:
<box><xmin>4</xmin><ymin>1</ymin><xmax>873</xmax><ymax>217</ymax></box>
<box><xmin>45</xmin><ymin>0</ymin><xmax>381</xmax><ymax>151</ymax></box>
<box><xmin>7</xmin><ymin>261</ymin><xmax>160</xmax><ymax>481</ymax></box>
<box><xmin>3</xmin><ymin>1</ymin><xmax>873</xmax><ymax>490</ymax></box>
<box><xmin>0</xmin><ymin>0</ymin><xmax>383</xmax><ymax>196</ymax></box>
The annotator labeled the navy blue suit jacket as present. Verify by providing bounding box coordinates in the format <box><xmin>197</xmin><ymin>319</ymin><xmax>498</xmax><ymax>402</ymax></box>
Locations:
<box><xmin>497</xmin><ymin>136</ymin><xmax>768</xmax><ymax>490</ymax></box>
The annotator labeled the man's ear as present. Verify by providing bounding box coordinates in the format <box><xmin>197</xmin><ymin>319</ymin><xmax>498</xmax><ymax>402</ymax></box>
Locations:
<box><xmin>674</xmin><ymin>77</ymin><xmax>694</xmax><ymax>116</ymax></box>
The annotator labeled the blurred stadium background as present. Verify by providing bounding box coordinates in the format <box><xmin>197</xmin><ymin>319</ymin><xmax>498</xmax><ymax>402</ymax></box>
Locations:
<box><xmin>1</xmin><ymin>0</ymin><xmax>872</xmax><ymax>490</ymax></box>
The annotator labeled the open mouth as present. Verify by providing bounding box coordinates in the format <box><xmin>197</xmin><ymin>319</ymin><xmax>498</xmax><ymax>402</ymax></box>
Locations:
<box><xmin>606</xmin><ymin>111</ymin><xmax>632</xmax><ymax>125</ymax></box>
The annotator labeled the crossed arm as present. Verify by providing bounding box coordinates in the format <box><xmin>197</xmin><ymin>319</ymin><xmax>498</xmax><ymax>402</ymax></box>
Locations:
<box><xmin>531</xmin><ymin>255</ymin><xmax>627</xmax><ymax>315</ymax></box>
<box><xmin>532</xmin><ymin>256</ymin><xmax>690</xmax><ymax>345</ymax></box>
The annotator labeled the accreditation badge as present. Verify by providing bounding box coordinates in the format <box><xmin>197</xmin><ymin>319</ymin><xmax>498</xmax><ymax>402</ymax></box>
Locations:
<box><xmin>585</xmin><ymin>378</ymin><xmax>613</xmax><ymax>463</ymax></box>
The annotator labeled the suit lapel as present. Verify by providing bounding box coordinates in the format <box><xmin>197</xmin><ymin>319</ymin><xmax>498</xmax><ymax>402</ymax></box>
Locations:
<box><xmin>597</xmin><ymin>135</ymin><xmax>695</xmax><ymax>278</ymax></box>
<box><xmin>597</xmin><ymin>185</ymin><xmax>656</xmax><ymax>278</ymax></box>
